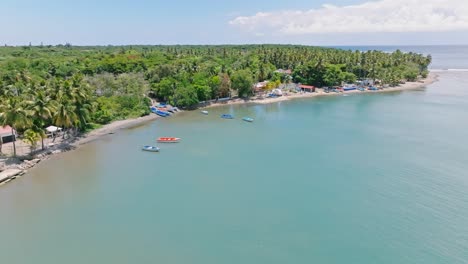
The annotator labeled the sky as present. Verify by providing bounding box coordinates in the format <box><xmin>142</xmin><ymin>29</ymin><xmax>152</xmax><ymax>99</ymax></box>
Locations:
<box><xmin>1</xmin><ymin>0</ymin><xmax>468</xmax><ymax>46</ymax></box>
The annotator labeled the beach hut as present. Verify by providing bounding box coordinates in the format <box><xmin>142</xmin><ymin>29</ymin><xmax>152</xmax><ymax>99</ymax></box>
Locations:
<box><xmin>0</xmin><ymin>126</ymin><xmax>17</xmax><ymax>143</ymax></box>
<box><xmin>46</xmin><ymin>126</ymin><xmax>62</xmax><ymax>137</ymax></box>
<box><xmin>299</xmin><ymin>84</ymin><xmax>316</xmax><ymax>92</ymax></box>
<box><xmin>254</xmin><ymin>81</ymin><xmax>269</xmax><ymax>93</ymax></box>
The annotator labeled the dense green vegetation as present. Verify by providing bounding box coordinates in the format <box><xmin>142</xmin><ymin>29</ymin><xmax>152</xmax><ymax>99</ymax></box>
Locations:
<box><xmin>0</xmin><ymin>44</ymin><xmax>431</xmax><ymax>155</ymax></box>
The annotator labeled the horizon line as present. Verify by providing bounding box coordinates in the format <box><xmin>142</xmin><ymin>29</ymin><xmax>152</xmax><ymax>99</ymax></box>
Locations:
<box><xmin>1</xmin><ymin>43</ymin><xmax>468</xmax><ymax>48</ymax></box>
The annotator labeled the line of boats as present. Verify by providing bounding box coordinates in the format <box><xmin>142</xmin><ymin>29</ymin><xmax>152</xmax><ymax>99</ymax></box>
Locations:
<box><xmin>144</xmin><ymin>104</ymin><xmax>253</xmax><ymax>153</ymax></box>
<box><xmin>150</xmin><ymin>104</ymin><xmax>180</xmax><ymax>117</ymax></box>
<box><xmin>325</xmin><ymin>86</ymin><xmax>380</xmax><ymax>93</ymax></box>
<box><xmin>142</xmin><ymin>137</ymin><xmax>181</xmax><ymax>152</ymax></box>
<box><xmin>204</xmin><ymin>111</ymin><xmax>254</xmax><ymax>122</ymax></box>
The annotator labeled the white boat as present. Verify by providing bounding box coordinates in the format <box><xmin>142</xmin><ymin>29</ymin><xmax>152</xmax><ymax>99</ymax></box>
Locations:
<box><xmin>201</xmin><ymin>110</ymin><xmax>208</xmax><ymax>115</ymax></box>
<box><xmin>142</xmin><ymin>146</ymin><xmax>160</xmax><ymax>152</ymax></box>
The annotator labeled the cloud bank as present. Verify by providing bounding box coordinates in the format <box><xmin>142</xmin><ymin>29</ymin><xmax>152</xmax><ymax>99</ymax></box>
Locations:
<box><xmin>229</xmin><ymin>0</ymin><xmax>468</xmax><ymax>35</ymax></box>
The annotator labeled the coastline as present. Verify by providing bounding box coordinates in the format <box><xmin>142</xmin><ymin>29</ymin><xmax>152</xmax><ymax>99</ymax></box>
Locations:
<box><xmin>0</xmin><ymin>114</ymin><xmax>161</xmax><ymax>185</ymax></box>
<box><xmin>0</xmin><ymin>73</ymin><xmax>438</xmax><ymax>185</ymax></box>
<box><xmin>202</xmin><ymin>72</ymin><xmax>438</xmax><ymax>108</ymax></box>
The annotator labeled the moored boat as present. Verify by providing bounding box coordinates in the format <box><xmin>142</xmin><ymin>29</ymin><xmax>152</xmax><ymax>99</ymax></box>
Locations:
<box><xmin>142</xmin><ymin>145</ymin><xmax>160</xmax><ymax>152</ymax></box>
<box><xmin>157</xmin><ymin>137</ymin><xmax>181</xmax><ymax>143</ymax></box>
<box><xmin>150</xmin><ymin>107</ymin><xmax>170</xmax><ymax>117</ymax></box>
<box><xmin>242</xmin><ymin>117</ymin><xmax>254</xmax><ymax>122</ymax></box>
<box><xmin>201</xmin><ymin>110</ymin><xmax>209</xmax><ymax>115</ymax></box>
<box><xmin>221</xmin><ymin>114</ymin><xmax>234</xmax><ymax>119</ymax></box>
<box><xmin>157</xmin><ymin>108</ymin><xmax>171</xmax><ymax>115</ymax></box>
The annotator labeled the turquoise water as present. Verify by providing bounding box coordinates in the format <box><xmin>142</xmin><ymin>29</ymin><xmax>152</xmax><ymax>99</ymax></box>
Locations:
<box><xmin>2</xmin><ymin>65</ymin><xmax>468</xmax><ymax>261</ymax></box>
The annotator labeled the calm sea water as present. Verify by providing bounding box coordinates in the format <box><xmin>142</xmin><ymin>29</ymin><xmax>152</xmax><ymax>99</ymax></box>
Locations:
<box><xmin>1</xmin><ymin>47</ymin><xmax>468</xmax><ymax>264</ymax></box>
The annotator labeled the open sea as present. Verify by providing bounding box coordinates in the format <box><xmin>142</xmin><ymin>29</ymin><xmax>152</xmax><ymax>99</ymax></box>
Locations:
<box><xmin>1</xmin><ymin>46</ymin><xmax>468</xmax><ymax>264</ymax></box>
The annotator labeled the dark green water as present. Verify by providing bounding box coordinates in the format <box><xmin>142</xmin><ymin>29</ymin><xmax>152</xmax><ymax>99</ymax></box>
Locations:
<box><xmin>1</xmin><ymin>72</ymin><xmax>467</xmax><ymax>263</ymax></box>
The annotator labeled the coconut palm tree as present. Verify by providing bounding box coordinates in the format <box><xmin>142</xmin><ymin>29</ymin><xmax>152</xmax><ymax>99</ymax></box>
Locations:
<box><xmin>54</xmin><ymin>94</ymin><xmax>77</xmax><ymax>139</ymax></box>
<box><xmin>23</xmin><ymin>129</ymin><xmax>41</xmax><ymax>155</ymax></box>
<box><xmin>29</xmin><ymin>89</ymin><xmax>57</xmax><ymax>149</ymax></box>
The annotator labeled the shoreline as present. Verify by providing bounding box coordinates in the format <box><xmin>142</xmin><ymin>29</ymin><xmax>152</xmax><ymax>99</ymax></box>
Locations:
<box><xmin>0</xmin><ymin>73</ymin><xmax>438</xmax><ymax>185</ymax></box>
<box><xmin>201</xmin><ymin>72</ymin><xmax>438</xmax><ymax>108</ymax></box>
<box><xmin>0</xmin><ymin>114</ymin><xmax>161</xmax><ymax>185</ymax></box>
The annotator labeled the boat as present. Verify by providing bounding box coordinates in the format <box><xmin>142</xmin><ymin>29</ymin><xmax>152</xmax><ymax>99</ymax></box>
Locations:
<box><xmin>157</xmin><ymin>137</ymin><xmax>181</xmax><ymax>143</ymax></box>
<box><xmin>172</xmin><ymin>107</ymin><xmax>180</xmax><ymax>112</ymax></box>
<box><xmin>221</xmin><ymin>114</ymin><xmax>234</xmax><ymax>119</ymax></box>
<box><xmin>242</xmin><ymin>117</ymin><xmax>254</xmax><ymax>122</ymax></box>
<box><xmin>358</xmin><ymin>87</ymin><xmax>365</xmax><ymax>91</ymax></box>
<box><xmin>150</xmin><ymin>107</ymin><xmax>170</xmax><ymax>117</ymax></box>
<box><xmin>156</xmin><ymin>110</ymin><xmax>170</xmax><ymax>117</ymax></box>
<box><xmin>142</xmin><ymin>146</ymin><xmax>160</xmax><ymax>152</ymax></box>
<box><xmin>201</xmin><ymin>110</ymin><xmax>209</xmax><ymax>115</ymax></box>
<box><xmin>157</xmin><ymin>108</ymin><xmax>171</xmax><ymax>115</ymax></box>
<box><xmin>343</xmin><ymin>87</ymin><xmax>357</xmax><ymax>91</ymax></box>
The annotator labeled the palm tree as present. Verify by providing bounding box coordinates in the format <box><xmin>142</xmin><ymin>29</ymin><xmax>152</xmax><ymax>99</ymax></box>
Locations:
<box><xmin>54</xmin><ymin>94</ymin><xmax>77</xmax><ymax>139</ymax></box>
<box><xmin>23</xmin><ymin>129</ymin><xmax>40</xmax><ymax>155</ymax></box>
<box><xmin>29</xmin><ymin>89</ymin><xmax>57</xmax><ymax>149</ymax></box>
<box><xmin>0</xmin><ymin>97</ymin><xmax>32</xmax><ymax>157</ymax></box>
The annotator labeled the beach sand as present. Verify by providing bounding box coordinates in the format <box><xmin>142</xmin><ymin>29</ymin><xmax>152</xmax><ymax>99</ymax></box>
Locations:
<box><xmin>203</xmin><ymin>73</ymin><xmax>438</xmax><ymax>108</ymax></box>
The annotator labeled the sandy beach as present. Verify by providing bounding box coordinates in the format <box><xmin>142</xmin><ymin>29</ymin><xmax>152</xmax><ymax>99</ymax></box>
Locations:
<box><xmin>202</xmin><ymin>73</ymin><xmax>438</xmax><ymax>108</ymax></box>
<box><xmin>0</xmin><ymin>73</ymin><xmax>438</xmax><ymax>184</ymax></box>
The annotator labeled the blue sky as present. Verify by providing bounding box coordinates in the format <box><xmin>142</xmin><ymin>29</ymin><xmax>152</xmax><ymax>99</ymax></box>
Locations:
<box><xmin>1</xmin><ymin>0</ymin><xmax>468</xmax><ymax>46</ymax></box>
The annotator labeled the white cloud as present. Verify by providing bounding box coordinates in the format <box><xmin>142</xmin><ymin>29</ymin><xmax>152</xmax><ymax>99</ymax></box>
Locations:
<box><xmin>229</xmin><ymin>0</ymin><xmax>468</xmax><ymax>35</ymax></box>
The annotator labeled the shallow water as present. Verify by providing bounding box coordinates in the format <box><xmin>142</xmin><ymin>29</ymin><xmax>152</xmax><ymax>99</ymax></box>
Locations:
<box><xmin>2</xmin><ymin>46</ymin><xmax>468</xmax><ymax>263</ymax></box>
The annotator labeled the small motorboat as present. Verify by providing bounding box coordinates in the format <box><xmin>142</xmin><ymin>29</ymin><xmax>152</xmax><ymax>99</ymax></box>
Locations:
<box><xmin>157</xmin><ymin>108</ymin><xmax>172</xmax><ymax>115</ymax></box>
<box><xmin>201</xmin><ymin>110</ymin><xmax>209</xmax><ymax>115</ymax></box>
<box><xmin>221</xmin><ymin>114</ymin><xmax>234</xmax><ymax>119</ymax></box>
<box><xmin>156</xmin><ymin>110</ymin><xmax>170</xmax><ymax>117</ymax></box>
<box><xmin>150</xmin><ymin>107</ymin><xmax>170</xmax><ymax>117</ymax></box>
<box><xmin>157</xmin><ymin>137</ymin><xmax>181</xmax><ymax>143</ymax></box>
<box><xmin>172</xmin><ymin>107</ymin><xmax>180</xmax><ymax>112</ymax></box>
<box><xmin>142</xmin><ymin>145</ymin><xmax>160</xmax><ymax>152</ymax></box>
<box><xmin>242</xmin><ymin>117</ymin><xmax>254</xmax><ymax>122</ymax></box>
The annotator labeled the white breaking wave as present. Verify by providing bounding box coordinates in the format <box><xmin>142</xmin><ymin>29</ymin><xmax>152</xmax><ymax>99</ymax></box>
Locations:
<box><xmin>431</xmin><ymin>69</ymin><xmax>468</xmax><ymax>72</ymax></box>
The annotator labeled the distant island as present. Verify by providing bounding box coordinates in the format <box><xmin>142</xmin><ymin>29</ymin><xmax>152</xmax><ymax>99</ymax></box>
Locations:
<box><xmin>0</xmin><ymin>45</ymin><xmax>431</xmax><ymax>161</ymax></box>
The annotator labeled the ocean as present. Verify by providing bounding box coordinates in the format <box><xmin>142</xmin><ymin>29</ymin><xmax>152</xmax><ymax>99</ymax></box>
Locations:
<box><xmin>0</xmin><ymin>46</ymin><xmax>467</xmax><ymax>264</ymax></box>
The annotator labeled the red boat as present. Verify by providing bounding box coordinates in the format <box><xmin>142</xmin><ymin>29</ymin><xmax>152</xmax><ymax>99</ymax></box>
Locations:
<box><xmin>157</xmin><ymin>137</ymin><xmax>181</xmax><ymax>143</ymax></box>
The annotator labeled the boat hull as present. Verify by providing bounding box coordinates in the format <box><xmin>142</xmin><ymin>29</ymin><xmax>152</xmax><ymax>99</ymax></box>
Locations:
<box><xmin>221</xmin><ymin>114</ymin><xmax>234</xmax><ymax>119</ymax></box>
<box><xmin>142</xmin><ymin>146</ymin><xmax>160</xmax><ymax>152</ymax></box>
<box><xmin>157</xmin><ymin>137</ymin><xmax>181</xmax><ymax>143</ymax></box>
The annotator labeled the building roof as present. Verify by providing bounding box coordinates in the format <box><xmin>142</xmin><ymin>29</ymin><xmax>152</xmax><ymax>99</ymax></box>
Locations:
<box><xmin>254</xmin><ymin>81</ymin><xmax>269</xmax><ymax>91</ymax></box>
<box><xmin>275</xmin><ymin>69</ymin><xmax>292</xmax><ymax>75</ymax></box>
<box><xmin>299</xmin><ymin>84</ymin><xmax>315</xmax><ymax>89</ymax></box>
<box><xmin>0</xmin><ymin>126</ymin><xmax>15</xmax><ymax>137</ymax></box>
